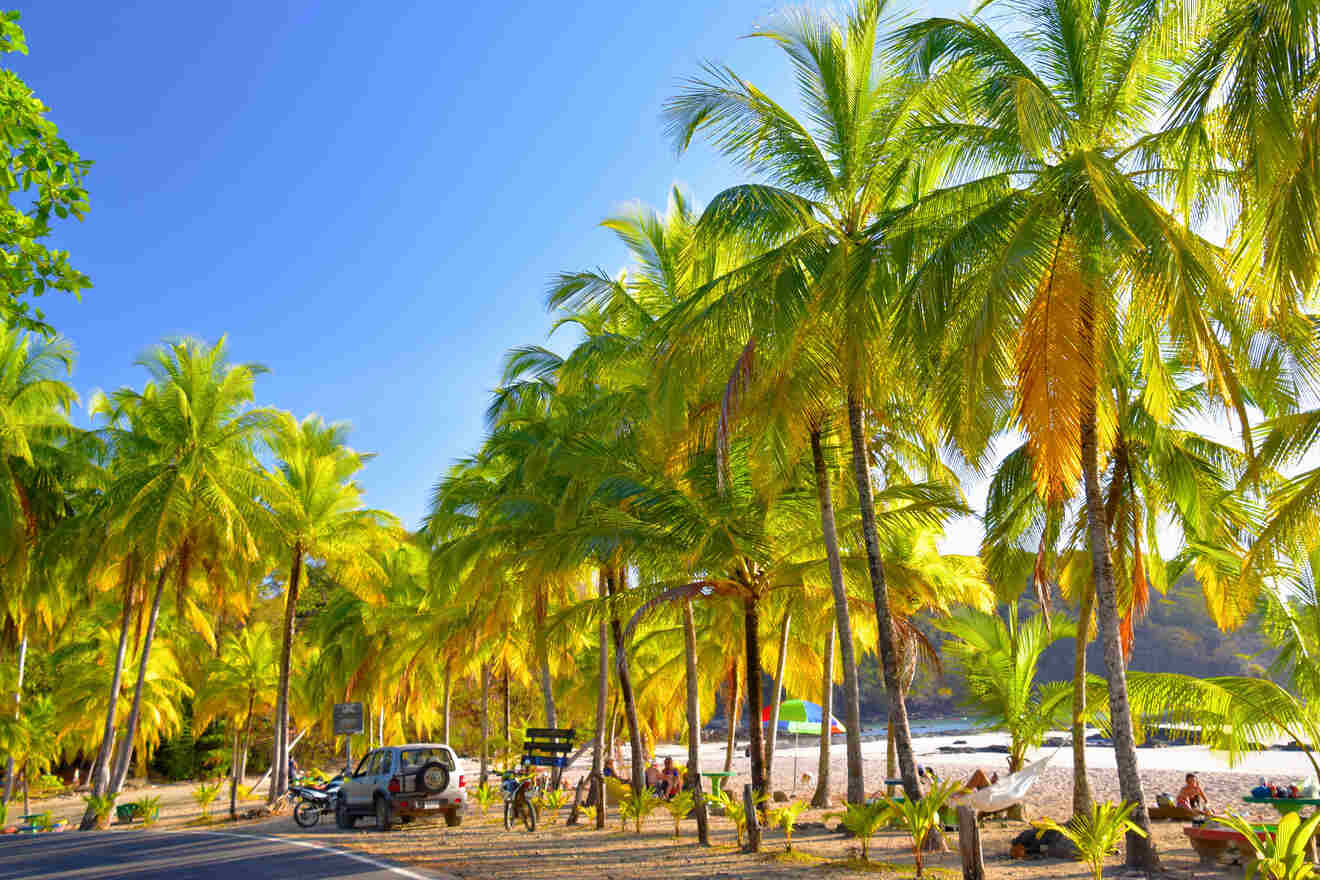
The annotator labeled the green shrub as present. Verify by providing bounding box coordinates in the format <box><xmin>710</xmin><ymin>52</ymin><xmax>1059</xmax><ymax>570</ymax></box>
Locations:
<box><xmin>534</xmin><ymin>787</ymin><xmax>569</xmax><ymax>825</ymax></box>
<box><xmin>769</xmin><ymin>801</ymin><xmax>809</xmax><ymax>852</ymax></box>
<box><xmin>134</xmin><ymin>795</ymin><xmax>162</xmax><ymax>827</ymax></box>
<box><xmin>1204</xmin><ymin>811</ymin><xmax>1305</xmax><ymax>880</ymax></box>
<box><xmin>826</xmin><ymin>801</ymin><xmax>890</xmax><ymax>862</ymax></box>
<box><xmin>472</xmin><ymin>782</ymin><xmax>498</xmax><ymax>817</ymax></box>
<box><xmin>664</xmin><ymin>790</ymin><xmax>695</xmax><ymax>841</ymax></box>
<box><xmin>192</xmin><ymin>781</ymin><xmax>222</xmax><ymax>818</ymax></box>
<box><xmin>879</xmin><ymin>779</ymin><xmax>963</xmax><ymax>876</ymax></box>
<box><xmin>83</xmin><ymin>794</ymin><xmax>116</xmax><ymax>829</ymax></box>
<box><xmin>710</xmin><ymin>787</ymin><xmax>767</xmax><ymax>849</ymax></box>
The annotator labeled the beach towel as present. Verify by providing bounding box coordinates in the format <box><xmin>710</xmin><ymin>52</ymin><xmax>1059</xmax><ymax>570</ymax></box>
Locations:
<box><xmin>953</xmin><ymin>751</ymin><xmax>1056</xmax><ymax>813</ymax></box>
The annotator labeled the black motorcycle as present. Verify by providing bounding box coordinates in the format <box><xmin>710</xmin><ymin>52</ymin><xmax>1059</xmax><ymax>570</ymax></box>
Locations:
<box><xmin>292</xmin><ymin>774</ymin><xmax>344</xmax><ymax>828</ymax></box>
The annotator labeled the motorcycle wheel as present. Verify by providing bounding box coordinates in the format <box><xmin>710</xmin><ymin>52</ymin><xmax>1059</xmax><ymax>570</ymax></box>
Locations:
<box><xmin>294</xmin><ymin>799</ymin><xmax>321</xmax><ymax>828</ymax></box>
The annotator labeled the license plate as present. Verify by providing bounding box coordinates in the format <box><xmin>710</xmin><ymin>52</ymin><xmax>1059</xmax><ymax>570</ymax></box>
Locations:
<box><xmin>424</xmin><ymin>801</ymin><xmax>442</xmax><ymax>809</ymax></box>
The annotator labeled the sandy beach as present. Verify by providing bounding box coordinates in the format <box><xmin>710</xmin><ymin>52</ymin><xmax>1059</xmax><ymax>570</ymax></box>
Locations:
<box><xmin>13</xmin><ymin>728</ymin><xmax>1313</xmax><ymax>879</ymax></box>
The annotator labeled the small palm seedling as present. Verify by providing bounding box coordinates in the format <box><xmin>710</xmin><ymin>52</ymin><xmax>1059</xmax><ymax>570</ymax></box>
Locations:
<box><xmin>1034</xmin><ymin>801</ymin><xmax>1147</xmax><ymax>880</ymax></box>
<box><xmin>1215</xmin><ymin>810</ymin><xmax>1320</xmax><ymax>880</ymax></box>
<box><xmin>769</xmin><ymin>801</ymin><xmax>809</xmax><ymax>852</ymax></box>
<box><xmin>880</xmin><ymin>778</ymin><xmax>962</xmax><ymax>876</ymax></box>
<box><xmin>579</xmin><ymin>804</ymin><xmax>598</xmax><ymax>826</ymax></box>
<box><xmin>535</xmin><ymin>787</ymin><xmax>569</xmax><ymax>825</ymax></box>
<box><xmin>617</xmin><ymin>784</ymin><xmax>664</xmax><ymax>834</ymax></box>
<box><xmin>710</xmin><ymin>786</ymin><xmax>767</xmax><ymax>849</ymax></box>
<box><xmin>192</xmin><ymin>781</ymin><xmax>222</xmax><ymax>819</ymax></box>
<box><xmin>136</xmin><ymin>795</ymin><xmax>162</xmax><ymax>827</ymax></box>
<box><xmin>471</xmin><ymin>782</ymin><xmax>498</xmax><ymax>817</ymax></box>
<box><xmin>827</xmin><ymin>801</ymin><xmax>890</xmax><ymax>863</ymax></box>
<box><xmin>664</xmin><ymin>791</ymin><xmax>695</xmax><ymax>841</ymax></box>
<box><xmin>82</xmin><ymin>794</ymin><xmax>116</xmax><ymax>830</ymax></box>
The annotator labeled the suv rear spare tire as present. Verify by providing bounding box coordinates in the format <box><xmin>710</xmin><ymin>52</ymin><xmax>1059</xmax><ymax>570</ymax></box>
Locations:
<box><xmin>416</xmin><ymin>761</ymin><xmax>450</xmax><ymax>794</ymax></box>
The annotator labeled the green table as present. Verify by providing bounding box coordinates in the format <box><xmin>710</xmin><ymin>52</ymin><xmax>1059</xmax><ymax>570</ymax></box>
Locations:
<box><xmin>701</xmin><ymin>771</ymin><xmax>734</xmax><ymax>795</ymax></box>
<box><xmin>1242</xmin><ymin>796</ymin><xmax>1320</xmax><ymax>816</ymax></box>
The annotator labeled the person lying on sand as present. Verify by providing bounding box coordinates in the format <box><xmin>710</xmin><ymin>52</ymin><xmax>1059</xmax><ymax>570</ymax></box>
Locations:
<box><xmin>1177</xmin><ymin>772</ymin><xmax>1208</xmax><ymax>811</ymax></box>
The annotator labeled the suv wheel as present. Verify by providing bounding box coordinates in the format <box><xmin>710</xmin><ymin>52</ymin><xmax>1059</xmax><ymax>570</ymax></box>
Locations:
<box><xmin>335</xmin><ymin>796</ymin><xmax>356</xmax><ymax>830</ymax></box>
<box><xmin>444</xmin><ymin>809</ymin><xmax>462</xmax><ymax>827</ymax></box>
<box><xmin>374</xmin><ymin>796</ymin><xmax>393</xmax><ymax>832</ymax></box>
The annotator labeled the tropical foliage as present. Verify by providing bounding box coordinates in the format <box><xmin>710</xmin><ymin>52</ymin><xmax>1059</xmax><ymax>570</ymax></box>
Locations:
<box><xmin>6</xmin><ymin>0</ymin><xmax>1320</xmax><ymax>875</ymax></box>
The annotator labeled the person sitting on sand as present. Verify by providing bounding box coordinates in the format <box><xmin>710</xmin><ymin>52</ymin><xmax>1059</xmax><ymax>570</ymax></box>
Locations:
<box><xmin>645</xmin><ymin>758</ymin><xmax>665</xmax><ymax>795</ymax></box>
<box><xmin>1177</xmin><ymin>772</ymin><xmax>1208</xmax><ymax>810</ymax></box>
<box><xmin>603</xmin><ymin>757</ymin><xmax>617</xmax><ymax>779</ymax></box>
<box><xmin>661</xmin><ymin>756</ymin><xmax>682</xmax><ymax>798</ymax></box>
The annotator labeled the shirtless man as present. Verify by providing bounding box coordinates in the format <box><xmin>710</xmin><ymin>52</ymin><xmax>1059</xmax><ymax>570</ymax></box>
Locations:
<box><xmin>661</xmin><ymin>756</ymin><xmax>682</xmax><ymax>798</ymax></box>
<box><xmin>644</xmin><ymin>758</ymin><xmax>664</xmax><ymax>794</ymax></box>
<box><xmin>1178</xmin><ymin>772</ymin><xmax>1208</xmax><ymax>811</ymax></box>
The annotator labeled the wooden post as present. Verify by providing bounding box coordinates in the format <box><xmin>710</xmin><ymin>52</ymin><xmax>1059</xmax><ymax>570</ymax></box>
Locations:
<box><xmin>743</xmin><ymin>783</ymin><xmax>761</xmax><ymax>853</ymax></box>
<box><xmin>567</xmin><ymin>774</ymin><xmax>589</xmax><ymax>825</ymax></box>
<box><xmin>958</xmin><ymin>806</ymin><xmax>984</xmax><ymax>880</ymax></box>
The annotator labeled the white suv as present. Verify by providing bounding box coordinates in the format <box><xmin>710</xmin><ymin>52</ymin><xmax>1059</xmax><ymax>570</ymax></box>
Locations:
<box><xmin>335</xmin><ymin>743</ymin><xmax>466</xmax><ymax>831</ymax></box>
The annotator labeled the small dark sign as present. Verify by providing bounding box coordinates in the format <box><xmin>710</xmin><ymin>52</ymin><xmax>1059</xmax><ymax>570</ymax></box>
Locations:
<box><xmin>333</xmin><ymin>701</ymin><xmax>364</xmax><ymax>735</ymax></box>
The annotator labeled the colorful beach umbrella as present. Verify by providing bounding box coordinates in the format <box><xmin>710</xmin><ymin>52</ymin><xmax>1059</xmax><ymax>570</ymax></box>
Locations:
<box><xmin>760</xmin><ymin>699</ymin><xmax>845</xmax><ymax>735</ymax></box>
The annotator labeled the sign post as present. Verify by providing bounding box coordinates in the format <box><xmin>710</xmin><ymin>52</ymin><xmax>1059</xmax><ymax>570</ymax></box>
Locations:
<box><xmin>334</xmin><ymin>702</ymin><xmax>365</xmax><ymax>773</ymax></box>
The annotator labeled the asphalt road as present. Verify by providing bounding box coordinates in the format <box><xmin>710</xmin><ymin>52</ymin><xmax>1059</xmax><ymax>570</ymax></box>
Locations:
<box><xmin>0</xmin><ymin>829</ymin><xmax>442</xmax><ymax>879</ymax></box>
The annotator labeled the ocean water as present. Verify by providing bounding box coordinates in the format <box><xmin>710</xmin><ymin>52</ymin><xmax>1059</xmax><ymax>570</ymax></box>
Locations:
<box><xmin>859</xmin><ymin>717</ymin><xmax>979</xmax><ymax>737</ymax></box>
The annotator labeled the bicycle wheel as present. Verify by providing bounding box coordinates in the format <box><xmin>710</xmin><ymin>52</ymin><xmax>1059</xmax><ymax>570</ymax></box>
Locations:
<box><xmin>294</xmin><ymin>799</ymin><xmax>321</xmax><ymax>828</ymax></box>
<box><xmin>503</xmin><ymin>799</ymin><xmax>514</xmax><ymax>831</ymax></box>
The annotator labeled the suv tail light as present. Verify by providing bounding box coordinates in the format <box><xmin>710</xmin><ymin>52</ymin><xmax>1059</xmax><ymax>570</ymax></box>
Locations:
<box><xmin>387</xmin><ymin>777</ymin><xmax>401</xmax><ymax>794</ymax></box>
<box><xmin>458</xmin><ymin>774</ymin><xmax>466</xmax><ymax>788</ymax></box>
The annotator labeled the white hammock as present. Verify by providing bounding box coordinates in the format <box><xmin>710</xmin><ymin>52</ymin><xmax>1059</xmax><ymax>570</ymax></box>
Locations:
<box><xmin>952</xmin><ymin>750</ymin><xmax>1057</xmax><ymax>813</ymax></box>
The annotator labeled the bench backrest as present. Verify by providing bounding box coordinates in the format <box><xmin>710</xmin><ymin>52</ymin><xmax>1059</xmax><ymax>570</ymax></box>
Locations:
<box><xmin>523</xmin><ymin>727</ymin><xmax>576</xmax><ymax>768</ymax></box>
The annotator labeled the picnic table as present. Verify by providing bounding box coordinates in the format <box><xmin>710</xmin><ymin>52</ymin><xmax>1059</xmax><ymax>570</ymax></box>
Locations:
<box><xmin>1184</xmin><ymin>824</ymin><xmax>1275</xmax><ymax>865</ymax></box>
<box><xmin>700</xmin><ymin>771</ymin><xmax>734</xmax><ymax>795</ymax></box>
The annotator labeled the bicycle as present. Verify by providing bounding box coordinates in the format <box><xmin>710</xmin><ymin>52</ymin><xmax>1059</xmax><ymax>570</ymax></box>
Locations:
<box><xmin>499</xmin><ymin>765</ymin><xmax>540</xmax><ymax>832</ymax></box>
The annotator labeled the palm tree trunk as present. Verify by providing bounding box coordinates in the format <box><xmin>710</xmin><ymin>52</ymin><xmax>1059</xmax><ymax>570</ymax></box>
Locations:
<box><xmin>886</xmin><ymin>718</ymin><xmax>897</xmax><ymax>795</ymax></box>
<box><xmin>502</xmin><ymin>668</ymin><xmax>511</xmax><ymax>765</ymax></box>
<box><xmin>592</xmin><ymin>569</ymin><xmax>608</xmax><ymax>829</ymax></box>
<box><xmin>3</xmin><ymin>634</ymin><xmax>27</xmax><ymax>805</ymax></box>
<box><xmin>682</xmin><ymin>599</ymin><xmax>709</xmax><ymax>844</ymax></box>
<box><xmin>479</xmin><ymin>662</ymin><xmax>491</xmax><ymax>781</ymax></box>
<box><xmin>442</xmin><ymin>661</ymin><xmax>452</xmax><ymax>745</ymax></box>
<box><xmin>744</xmin><ymin>594</ymin><xmax>766</xmax><ymax>803</ymax></box>
<box><xmin>269</xmin><ymin>543</ymin><xmax>302</xmax><ymax>804</ymax></box>
<box><xmin>1072</xmin><ymin>585</ymin><xmax>1095</xmax><ymax>818</ymax></box>
<box><xmin>810</xmin><ymin>428</ymin><xmax>865</xmax><ymax>803</ymax></box>
<box><xmin>537</xmin><ymin>595</ymin><xmax>560</xmax><ymax>785</ymax></box>
<box><xmin>230</xmin><ymin>693</ymin><xmax>254</xmax><ymax>820</ymax></box>
<box><xmin>1082</xmin><ymin>404</ymin><xmax>1156</xmax><ymax>868</ymax></box>
<box><xmin>108</xmin><ymin>560</ymin><xmax>172</xmax><ymax>795</ymax></box>
<box><xmin>723</xmin><ymin>665</ymin><xmax>740</xmax><ymax>773</ymax></box>
<box><xmin>229</xmin><ymin>727</ymin><xmax>241</xmax><ymax>819</ymax></box>
<box><xmin>80</xmin><ymin>583</ymin><xmax>134</xmax><ymax>828</ymax></box>
<box><xmin>812</xmin><ymin>626</ymin><xmax>836</xmax><ymax>807</ymax></box>
<box><xmin>607</xmin><ymin>566</ymin><xmax>646</xmax><ymax>793</ymax></box>
<box><xmin>765</xmin><ymin>613</ymin><xmax>791</xmax><ymax>786</ymax></box>
<box><xmin>846</xmin><ymin>394</ymin><xmax>921</xmax><ymax>802</ymax></box>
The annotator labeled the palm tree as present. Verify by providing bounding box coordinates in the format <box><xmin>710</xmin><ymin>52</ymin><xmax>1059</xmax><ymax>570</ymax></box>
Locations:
<box><xmin>0</xmin><ymin>327</ymin><xmax>88</xmax><ymax>803</ymax></box>
<box><xmin>664</xmin><ymin>0</ymin><xmax>968</xmax><ymax>805</ymax></box>
<box><xmin>891</xmin><ymin>0</ymin><xmax>1248</xmax><ymax>863</ymax></box>
<box><xmin>264</xmin><ymin>413</ymin><xmax>393</xmax><ymax>802</ymax></box>
<box><xmin>937</xmin><ymin>607</ymin><xmax>1078</xmax><ymax>776</ymax></box>
<box><xmin>80</xmin><ymin>338</ymin><xmax>274</xmax><ymax>827</ymax></box>
<box><xmin>195</xmin><ymin>622</ymin><xmax>279</xmax><ymax>819</ymax></box>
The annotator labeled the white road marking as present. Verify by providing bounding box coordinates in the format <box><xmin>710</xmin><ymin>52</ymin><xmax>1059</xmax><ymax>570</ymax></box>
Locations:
<box><xmin>154</xmin><ymin>828</ymin><xmax>455</xmax><ymax>879</ymax></box>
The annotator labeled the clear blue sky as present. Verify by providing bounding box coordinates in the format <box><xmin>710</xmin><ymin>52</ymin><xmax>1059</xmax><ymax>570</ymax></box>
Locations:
<box><xmin>12</xmin><ymin>0</ymin><xmax>967</xmax><ymax>533</ymax></box>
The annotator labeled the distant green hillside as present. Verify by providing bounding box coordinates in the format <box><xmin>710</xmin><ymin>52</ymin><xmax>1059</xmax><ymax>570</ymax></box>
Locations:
<box><xmin>872</xmin><ymin>577</ymin><xmax>1270</xmax><ymax>721</ymax></box>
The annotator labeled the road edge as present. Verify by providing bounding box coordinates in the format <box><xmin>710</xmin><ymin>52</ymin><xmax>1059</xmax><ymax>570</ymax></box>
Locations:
<box><xmin>154</xmin><ymin>828</ymin><xmax>458</xmax><ymax>880</ymax></box>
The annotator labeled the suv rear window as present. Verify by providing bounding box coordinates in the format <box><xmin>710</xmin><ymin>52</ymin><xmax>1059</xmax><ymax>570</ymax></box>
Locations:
<box><xmin>398</xmin><ymin>748</ymin><xmax>454</xmax><ymax>771</ymax></box>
